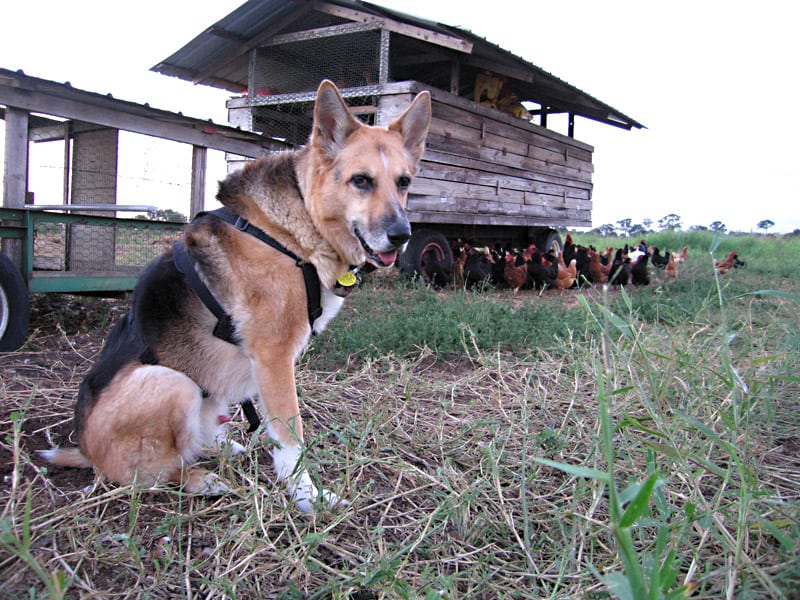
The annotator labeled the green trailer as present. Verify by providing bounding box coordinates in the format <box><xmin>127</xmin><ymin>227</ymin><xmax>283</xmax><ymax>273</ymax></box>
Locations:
<box><xmin>0</xmin><ymin>206</ymin><xmax>184</xmax><ymax>351</ymax></box>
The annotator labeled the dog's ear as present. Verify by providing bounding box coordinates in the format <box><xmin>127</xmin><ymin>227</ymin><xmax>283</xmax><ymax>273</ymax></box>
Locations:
<box><xmin>311</xmin><ymin>80</ymin><xmax>361</xmax><ymax>156</ymax></box>
<box><xmin>389</xmin><ymin>90</ymin><xmax>431</xmax><ymax>165</ymax></box>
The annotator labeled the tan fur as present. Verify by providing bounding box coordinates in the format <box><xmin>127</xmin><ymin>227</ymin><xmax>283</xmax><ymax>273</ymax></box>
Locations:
<box><xmin>42</xmin><ymin>81</ymin><xmax>431</xmax><ymax>511</ymax></box>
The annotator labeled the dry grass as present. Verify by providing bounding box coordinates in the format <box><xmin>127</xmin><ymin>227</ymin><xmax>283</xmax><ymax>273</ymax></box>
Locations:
<box><xmin>1</xmin><ymin>256</ymin><xmax>799</xmax><ymax>598</ymax></box>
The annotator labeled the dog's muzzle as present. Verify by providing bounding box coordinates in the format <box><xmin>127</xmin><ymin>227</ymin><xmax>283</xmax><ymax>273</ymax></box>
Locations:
<box><xmin>354</xmin><ymin>218</ymin><xmax>411</xmax><ymax>268</ymax></box>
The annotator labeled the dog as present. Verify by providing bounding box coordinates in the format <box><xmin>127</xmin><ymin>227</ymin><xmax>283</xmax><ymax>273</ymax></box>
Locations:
<box><xmin>41</xmin><ymin>80</ymin><xmax>431</xmax><ymax>513</ymax></box>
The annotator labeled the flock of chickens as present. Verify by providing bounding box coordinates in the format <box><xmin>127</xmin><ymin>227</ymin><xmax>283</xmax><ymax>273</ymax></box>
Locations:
<box><xmin>441</xmin><ymin>235</ymin><xmax>744</xmax><ymax>293</ymax></box>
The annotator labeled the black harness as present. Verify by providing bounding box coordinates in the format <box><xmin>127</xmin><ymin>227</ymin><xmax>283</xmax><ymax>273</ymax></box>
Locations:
<box><xmin>168</xmin><ymin>207</ymin><xmax>325</xmax><ymax>432</ymax></box>
<box><xmin>173</xmin><ymin>207</ymin><xmax>323</xmax><ymax>342</ymax></box>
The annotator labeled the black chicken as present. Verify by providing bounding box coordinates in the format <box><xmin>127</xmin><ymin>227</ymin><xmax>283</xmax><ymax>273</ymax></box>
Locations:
<box><xmin>463</xmin><ymin>246</ymin><xmax>495</xmax><ymax>289</ymax></box>
<box><xmin>631</xmin><ymin>253</ymin><xmax>650</xmax><ymax>286</ymax></box>
<box><xmin>609</xmin><ymin>248</ymin><xmax>631</xmax><ymax>286</ymax></box>
<box><xmin>527</xmin><ymin>249</ymin><xmax>556</xmax><ymax>289</ymax></box>
<box><xmin>649</xmin><ymin>247</ymin><xmax>670</xmax><ymax>269</ymax></box>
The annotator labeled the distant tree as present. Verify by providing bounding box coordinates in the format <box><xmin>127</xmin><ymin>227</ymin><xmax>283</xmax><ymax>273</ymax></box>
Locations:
<box><xmin>757</xmin><ymin>219</ymin><xmax>775</xmax><ymax>233</ymax></box>
<box><xmin>593</xmin><ymin>223</ymin><xmax>617</xmax><ymax>237</ymax></box>
<box><xmin>709</xmin><ymin>221</ymin><xmax>727</xmax><ymax>233</ymax></box>
<box><xmin>629</xmin><ymin>223</ymin><xmax>648</xmax><ymax>238</ymax></box>
<box><xmin>642</xmin><ymin>218</ymin><xmax>653</xmax><ymax>232</ymax></box>
<box><xmin>148</xmin><ymin>208</ymin><xmax>189</xmax><ymax>223</ymax></box>
<box><xmin>135</xmin><ymin>209</ymin><xmax>187</xmax><ymax>222</ymax></box>
<box><xmin>689</xmin><ymin>225</ymin><xmax>708</xmax><ymax>232</ymax></box>
<box><xmin>658</xmin><ymin>213</ymin><xmax>682</xmax><ymax>231</ymax></box>
<box><xmin>616</xmin><ymin>218</ymin><xmax>633</xmax><ymax>237</ymax></box>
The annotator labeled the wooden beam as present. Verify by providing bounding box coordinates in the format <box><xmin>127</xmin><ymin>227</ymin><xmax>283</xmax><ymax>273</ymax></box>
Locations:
<box><xmin>265</xmin><ymin>21</ymin><xmax>380</xmax><ymax>46</ymax></box>
<box><xmin>0</xmin><ymin>78</ymin><xmax>272</xmax><ymax>157</ymax></box>
<box><xmin>316</xmin><ymin>2</ymin><xmax>473</xmax><ymax>54</ymax></box>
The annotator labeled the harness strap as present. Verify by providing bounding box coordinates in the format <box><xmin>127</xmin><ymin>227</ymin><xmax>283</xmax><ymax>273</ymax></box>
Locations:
<box><xmin>173</xmin><ymin>241</ymin><xmax>240</xmax><ymax>345</ymax></box>
<box><xmin>200</xmin><ymin>207</ymin><xmax>323</xmax><ymax>327</ymax></box>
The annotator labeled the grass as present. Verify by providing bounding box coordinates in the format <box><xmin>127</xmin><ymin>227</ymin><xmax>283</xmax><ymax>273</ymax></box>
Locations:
<box><xmin>1</xmin><ymin>233</ymin><xmax>798</xmax><ymax>598</ymax></box>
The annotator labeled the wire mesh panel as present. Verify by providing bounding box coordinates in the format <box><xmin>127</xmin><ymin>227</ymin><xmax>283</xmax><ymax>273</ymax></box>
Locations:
<box><xmin>250</xmin><ymin>28</ymin><xmax>383</xmax><ymax>146</ymax></box>
<box><xmin>32</xmin><ymin>214</ymin><xmax>183</xmax><ymax>275</ymax></box>
<box><xmin>254</xmin><ymin>28</ymin><xmax>382</xmax><ymax>96</ymax></box>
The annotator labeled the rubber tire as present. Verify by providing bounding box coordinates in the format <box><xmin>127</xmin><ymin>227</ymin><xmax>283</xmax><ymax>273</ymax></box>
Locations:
<box><xmin>398</xmin><ymin>229</ymin><xmax>453</xmax><ymax>283</ymax></box>
<box><xmin>540</xmin><ymin>230</ymin><xmax>563</xmax><ymax>256</ymax></box>
<box><xmin>0</xmin><ymin>252</ymin><xmax>29</xmax><ymax>352</ymax></box>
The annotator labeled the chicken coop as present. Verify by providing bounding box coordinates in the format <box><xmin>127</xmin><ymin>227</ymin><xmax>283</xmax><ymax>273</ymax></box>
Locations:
<box><xmin>153</xmin><ymin>0</ymin><xmax>643</xmax><ymax>281</ymax></box>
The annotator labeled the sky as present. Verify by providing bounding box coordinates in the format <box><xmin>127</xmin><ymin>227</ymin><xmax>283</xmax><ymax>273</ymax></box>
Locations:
<box><xmin>1</xmin><ymin>0</ymin><xmax>798</xmax><ymax>232</ymax></box>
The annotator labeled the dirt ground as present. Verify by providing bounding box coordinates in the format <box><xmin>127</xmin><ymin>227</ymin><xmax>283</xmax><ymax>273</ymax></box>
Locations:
<box><xmin>1</xmin><ymin>294</ymin><xmax>130</xmax><ymax>492</ymax></box>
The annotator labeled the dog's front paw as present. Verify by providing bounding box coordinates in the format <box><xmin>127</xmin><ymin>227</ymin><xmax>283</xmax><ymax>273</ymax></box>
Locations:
<box><xmin>287</xmin><ymin>471</ymin><xmax>349</xmax><ymax>514</ymax></box>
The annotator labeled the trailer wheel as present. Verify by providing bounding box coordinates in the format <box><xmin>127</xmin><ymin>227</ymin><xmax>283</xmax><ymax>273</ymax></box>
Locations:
<box><xmin>0</xmin><ymin>252</ymin><xmax>29</xmax><ymax>352</ymax></box>
<box><xmin>399</xmin><ymin>229</ymin><xmax>454</xmax><ymax>286</ymax></box>
<box><xmin>540</xmin><ymin>230</ymin><xmax>563</xmax><ymax>256</ymax></box>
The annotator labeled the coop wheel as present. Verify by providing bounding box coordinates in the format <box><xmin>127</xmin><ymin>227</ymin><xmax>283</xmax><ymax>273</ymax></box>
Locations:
<box><xmin>398</xmin><ymin>229</ymin><xmax>453</xmax><ymax>284</ymax></box>
<box><xmin>0</xmin><ymin>252</ymin><xmax>29</xmax><ymax>352</ymax></box>
<box><xmin>539</xmin><ymin>230</ymin><xmax>563</xmax><ymax>256</ymax></box>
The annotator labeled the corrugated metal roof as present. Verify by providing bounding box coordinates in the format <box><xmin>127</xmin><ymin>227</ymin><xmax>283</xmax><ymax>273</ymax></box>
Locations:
<box><xmin>152</xmin><ymin>0</ymin><xmax>644</xmax><ymax>131</ymax></box>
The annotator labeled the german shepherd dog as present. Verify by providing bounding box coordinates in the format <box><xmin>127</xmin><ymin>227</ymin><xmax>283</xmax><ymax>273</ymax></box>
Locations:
<box><xmin>42</xmin><ymin>81</ymin><xmax>431</xmax><ymax>512</ymax></box>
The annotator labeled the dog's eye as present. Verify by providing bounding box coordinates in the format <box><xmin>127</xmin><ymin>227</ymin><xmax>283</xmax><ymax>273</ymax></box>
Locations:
<box><xmin>397</xmin><ymin>176</ymin><xmax>411</xmax><ymax>191</ymax></box>
<box><xmin>350</xmin><ymin>174</ymin><xmax>373</xmax><ymax>190</ymax></box>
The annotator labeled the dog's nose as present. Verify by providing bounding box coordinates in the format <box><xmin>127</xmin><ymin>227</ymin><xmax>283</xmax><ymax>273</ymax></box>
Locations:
<box><xmin>387</xmin><ymin>221</ymin><xmax>412</xmax><ymax>247</ymax></box>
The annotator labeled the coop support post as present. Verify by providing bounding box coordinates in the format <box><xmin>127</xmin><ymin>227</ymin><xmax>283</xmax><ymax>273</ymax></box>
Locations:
<box><xmin>2</xmin><ymin>106</ymin><xmax>29</xmax><ymax>267</ymax></box>
<box><xmin>379</xmin><ymin>28</ymin><xmax>390</xmax><ymax>84</ymax></box>
<box><xmin>68</xmin><ymin>127</ymin><xmax>118</xmax><ymax>271</ymax></box>
<box><xmin>190</xmin><ymin>145</ymin><xmax>207</xmax><ymax>219</ymax></box>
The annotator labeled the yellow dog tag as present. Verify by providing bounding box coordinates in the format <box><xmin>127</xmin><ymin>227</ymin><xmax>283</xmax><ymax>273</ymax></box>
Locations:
<box><xmin>337</xmin><ymin>271</ymin><xmax>357</xmax><ymax>287</ymax></box>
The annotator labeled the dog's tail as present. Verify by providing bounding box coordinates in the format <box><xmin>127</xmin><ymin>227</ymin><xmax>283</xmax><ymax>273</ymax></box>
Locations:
<box><xmin>40</xmin><ymin>448</ymin><xmax>93</xmax><ymax>469</ymax></box>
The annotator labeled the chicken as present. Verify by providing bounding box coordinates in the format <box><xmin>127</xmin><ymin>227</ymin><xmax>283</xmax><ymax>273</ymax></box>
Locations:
<box><xmin>714</xmin><ymin>251</ymin><xmax>738</xmax><ymax>275</ymax></box>
<box><xmin>673</xmin><ymin>245</ymin><xmax>689</xmax><ymax>264</ymax></box>
<box><xmin>554</xmin><ymin>252</ymin><xmax>577</xmax><ymax>290</ymax></box>
<box><xmin>574</xmin><ymin>245</ymin><xmax>591</xmax><ymax>286</ymax></box>
<box><xmin>488</xmin><ymin>243</ymin><xmax>506</xmax><ymax>285</ymax></box>
<box><xmin>649</xmin><ymin>246</ymin><xmax>670</xmax><ymax>269</ymax></box>
<box><xmin>463</xmin><ymin>245</ymin><xmax>495</xmax><ymax>288</ymax></box>
<box><xmin>664</xmin><ymin>252</ymin><xmax>679</xmax><ymax>280</ymax></box>
<box><xmin>609</xmin><ymin>248</ymin><xmax>631</xmax><ymax>286</ymax></box>
<box><xmin>503</xmin><ymin>251</ymin><xmax>528</xmax><ymax>293</ymax></box>
<box><xmin>588</xmin><ymin>248</ymin><xmax>611</xmax><ymax>284</ymax></box>
<box><xmin>562</xmin><ymin>233</ymin><xmax>576</xmax><ymax>265</ymax></box>
<box><xmin>452</xmin><ymin>240</ymin><xmax>467</xmax><ymax>287</ymax></box>
<box><xmin>631</xmin><ymin>253</ymin><xmax>650</xmax><ymax>286</ymax></box>
<box><xmin>526</xmin><ymin>247</ymin><xmax>556</xmax><ymax>289</ymax></box>
<box><xmin>627</xmin><ymin>240</ymin><xmax>647</xmax><ymax>264</ymax></box>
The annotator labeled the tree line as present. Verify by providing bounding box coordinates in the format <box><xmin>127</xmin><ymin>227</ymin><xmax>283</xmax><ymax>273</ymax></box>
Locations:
<box><xmin>590</xmin><ymin>214</ymin><xmax>780</xmax><ymax>237</ymax></box>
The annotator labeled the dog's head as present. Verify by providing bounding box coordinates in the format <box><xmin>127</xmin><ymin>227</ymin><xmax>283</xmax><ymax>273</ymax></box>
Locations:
<box><xmin>302</xmin><ymin>80</ymin><xmax>431</xmax><ymax>269</ymax></box>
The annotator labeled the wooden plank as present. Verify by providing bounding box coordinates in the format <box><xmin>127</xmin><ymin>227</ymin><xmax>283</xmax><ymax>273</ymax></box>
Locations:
<box><xmin>406</xmin><ymin>206</ymin><xmax>592</xmax><ymax>228</ymax></box>
<box><xmin>429</xmin><ymin>102</ymin><xmax>594</xmax><ymax>163</ymax></box>
<box><xmin>410</xmin><ymin>180</ymin><xmax>591</xmax><ymax>212</ymax></box>
<box><xmin>423</xmin><ymin>87</ymin><xmax>594</xmax><ymax>152</ymax></box>
<box><xmin>424</xmin><ymin>134</ymin><xmax>593</xmax><ymax>184</ymax></box>
<box><xmin>418</xmin><ymin>149</ymin><xmax>593</xmax><ymax>191</ymax></box>
<box><xmin>413</xmin><ymin>168</ymin><xmax>591</xmax><ymax>203</ymax></box>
